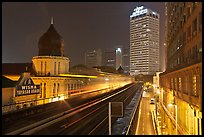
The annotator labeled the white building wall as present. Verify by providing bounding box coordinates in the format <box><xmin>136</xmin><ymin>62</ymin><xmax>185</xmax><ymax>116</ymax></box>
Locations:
<box><xmin>32</xmin><ymin>56</ymin><xmax>70</xmax><ymax>76</ymax></box>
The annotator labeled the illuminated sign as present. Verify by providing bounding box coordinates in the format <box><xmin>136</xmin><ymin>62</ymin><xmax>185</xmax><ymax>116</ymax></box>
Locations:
<box><xmin>130</xmin><ymin>6</ymin><xmax>148</xmax><ymax>18</ymax></box>
<box><xmin>15</xmin><ymin>77</ymin><xmax>40</xmax><ymax>96</ymax></box>
<box><xmin>16</xmin><ymin>85</ymin><xmax>40</xmax><ymax>96</ymax></box>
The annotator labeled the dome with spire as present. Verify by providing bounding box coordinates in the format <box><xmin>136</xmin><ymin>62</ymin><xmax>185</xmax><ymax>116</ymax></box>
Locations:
<box><xmin>38</xmin><ymin>20</ymin><xmax>64</xmax><ymax>56</ymax></box>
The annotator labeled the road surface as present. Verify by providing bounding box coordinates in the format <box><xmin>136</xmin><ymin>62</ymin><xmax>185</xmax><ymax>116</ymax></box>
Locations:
<box><xmin>135</xmin><ymin>91</ymin><xmax>156</xmax><ymax>135</ymax></box>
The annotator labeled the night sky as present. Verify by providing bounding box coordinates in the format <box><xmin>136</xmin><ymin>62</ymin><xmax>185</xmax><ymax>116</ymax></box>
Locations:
<box><xmin>2</xmin><ymin>2</ymin><xmax>165</xmax><ymax>70</ymax></box>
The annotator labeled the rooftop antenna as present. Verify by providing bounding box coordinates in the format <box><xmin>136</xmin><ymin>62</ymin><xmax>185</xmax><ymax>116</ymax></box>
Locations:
<box><xmin>51</xmin><ymin>17</ymin><xmax>54</xmax><ymax>24</ymax></box>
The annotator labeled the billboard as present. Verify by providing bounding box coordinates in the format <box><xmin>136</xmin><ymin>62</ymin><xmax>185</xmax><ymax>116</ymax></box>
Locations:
<box><xmin>16</xmin><ymin>85</ymin><xmax>40</xmax><ymax>96</ymax></box>
<box><xmin>15</xmin><ymin>77</ymin><xmax>40</xmax><ymax>96</ymax></box>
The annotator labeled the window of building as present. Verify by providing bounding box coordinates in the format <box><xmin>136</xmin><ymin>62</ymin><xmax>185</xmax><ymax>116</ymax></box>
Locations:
<box><xmin>40</xmin><ymin>83</ymin><xmax>42</xmax><ymax>98</ymax></box>
<box><xmin>44</xmin><ymin>83</ymin><xmax>46</xmax><ymax>98</ymax></box>
<box><xmin>57</xmin><ymin>83</ymin><xmax>60</xmax><ymax>96</ymax></box>
<box><xmin>147</xmin><ymin>29</ymin><xmax>150</xmax><ymax>32</ymax></box>
<box><xmin>192</xmin><ymin>2</ymin><xmax>196</xmax><ymax>11</ymax></box>
<box><xmin>58</xmin><ymin>62</ymin><xmax>60</xmax><ymax>74</ymax></box>
<box><xmin>41</xmin><ymin>61</ymin><xmax>43</xmax><ymax>75</ymax></box>
<box><xmin>23</xmin><ymin>104</ymin><xmax>27</xmax><ymax>108</ymax></box>
<box><xmin>53</xmin><ymin>83</ymin><xmax>56</xmax><ymax>96</ymax></box>
<box><xmin>183</xmin><ymin>76</ymin><xmax>187</xmax><ymax>94</ymax></box>
<box><xmin>177</xmin><ymin>57</ymin><xmax>180</xmax><ymax>64</ymax></box>
<box><xmin>199</xmin><ymin>11</ymin><xmax>202</xmax><ymax>31</ymax></box>
<box><xmin>192</xmin><ymin>18</ymin><xmax>197</xmax><ymax>35</ymax></box>
<box><xmin>70</xmin><ymin>84</ymin><xmax>73</xmax><ymax>90</ymax></box>
<box><xmin>45</xmin><ymin>61</ymin><xmax>47</xmax><ymax>75</ymax></box>
<box><xmin>187</xmin><ymin>7</ymin><xmax>191</xmax><ymax>19</ymax></box>
<box><xmin>183</xmin><ymin>15</ymin><xmax>186</xmax><ymax>23</ymax></box>
<box><xmin>178</xmin><ymin>77</ymin><xmax>182</xmax><ymax>91</ymax></box>
<box><xmin>174</xmin><ymin>77</ymin><xmax>177</xmax><ymax>91</ymax></box>
<box><xmin>170</xmin><ymin>78</ymin><xmax>174</xmax><ymax>90</ymax></box>
<box><xmin>192</xmin><ymin>75</ymin><xmax>198</xmax><ymax>96</ymax></box>
<box><xmin>54</xmin><ymin>62</ymin><xmax>56</xmax><ymax>75</ymax></box>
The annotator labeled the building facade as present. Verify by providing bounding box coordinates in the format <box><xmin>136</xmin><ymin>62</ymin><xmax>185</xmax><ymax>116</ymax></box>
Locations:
<box><xmin>103</xmin><ymin>50</ymin><xmax>116</xmax><ymax>68</ymax></box>
<box><xmin>115</xmin><ymin>47</ymin><xmax>123</xmax><ymax>70</ymax></box>
<box><xmin>130</xmin><ymin>5</ymin><xmax>160</xmax><ymax>75</ymax></box>
<box><xmin>85</xmin><ymin>49</ymin><xmax>102</xmax><ymax>68</ymax></box>
<box><xmin>2</xmin><ymin>21</ymin><xmax>83</xmax><ymax>113</ymax></box>
<box><xmin>122</xmin><ymin>47</ymin><xmax>130</xmax><ymax>74</ymax></box>
<box><xmin>159</xmin><ymin>2</ymin><xmax>202</xmax><ymax>135</ymax></box>
<box><xmin>103</xmin><ymin>46</ymin><xmax>130</xmax><ymax>74</ymax></box>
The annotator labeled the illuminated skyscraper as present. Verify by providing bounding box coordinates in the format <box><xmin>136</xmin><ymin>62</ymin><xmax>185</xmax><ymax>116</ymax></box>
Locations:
<box><xmin>115</xmin><ymin>47</ymin><xmax>122</xmax><ymax>70</ymax></box>
<box><xmin>129</xmin><ymin>5</ymin><xmax>160</xmax><ymax>75</ymax></box>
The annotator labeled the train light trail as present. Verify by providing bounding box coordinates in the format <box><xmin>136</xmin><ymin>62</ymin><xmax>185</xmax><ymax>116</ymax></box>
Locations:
<box><xmin>59</xmin><ymin>74</ymin><xmax>97</xmax><ymax>78</ymax></box>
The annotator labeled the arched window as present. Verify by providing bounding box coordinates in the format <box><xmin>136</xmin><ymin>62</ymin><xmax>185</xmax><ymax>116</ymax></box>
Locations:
<box><xmin>44</xmin><ymin>83</ymin><xmax>46</xmax><ymax>98</ymax></box>
<box><xmin>53</xmin><ymin>83</ymin><xmax>56</xmax><ymax>97</ymax></box>
<box><xmin>54</xmin><ymin>62</ymin><xmax>56</xmax><ymax>75</ymax></box>
<box><xmin>45</xmin><ymin>61</ymin><xmax>47</xmax><ymax>75</ymax></box>
<box><xmin>40</xmin><ymin>83</ymin><xmax>42</xmax><ymax>98</ymax></box>
<box><xmin>57</xmin><ymin>83</ymin><xmax>60</xmax><ymax>96</ymax></box>
<box><xmin>16</xmin><ymin>106</ymin><xmax>20</xmax><ymax>110</ymax></box>
<box><xmin>41</xmin><ymin>61</ymin><xmax>43</xmax><ymax>75</ymax></box>
<box><xmin>58</xmin><ymin>62</ymin><xmax>60</xmax><ymax>74</ymax></box>
<box><xmin>23</xmin><ymin>104</ymin><xmax>27</xmax><ymax>108</ymax></box>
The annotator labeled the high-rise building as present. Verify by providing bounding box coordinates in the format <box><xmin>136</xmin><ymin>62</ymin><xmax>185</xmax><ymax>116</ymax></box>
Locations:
<box><xmin>160</xmin><ymin>2</ymin><xmax>202</xmax><ymax>135</ymax></box>
<box><xmin>103</xmin><ymin>50</ymin><xmax>116</xmax><ymax>68</ymax></box>
<box><xmin>122</xmin><ymin>47</ymin><xmax>130</xmax><ymax>74</ymax></box>
<box><xmin>103</xmin><ymin>46</ymin><xmax>129</xmax><ymax>73</ymax></box>
<box><xmin>85</xmin><ymin>49</ymin><xmax>102</xmax><ymax>68</ymax></box>
<box><xmin>115</xmin><ymin>47</ymin><xmax>123</xmax><ymax>70</ymax></box>
<box><xmin>130</xmin><ymin>5</ymin><xmax>160</xmax><ymax>76</ymax></box>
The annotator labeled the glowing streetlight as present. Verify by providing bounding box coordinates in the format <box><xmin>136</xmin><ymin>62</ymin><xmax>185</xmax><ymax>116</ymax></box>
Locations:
<box><xmin>168</xmin><ymin>103</ymin><xmax>178</xmax><ymax>135</ymax></box>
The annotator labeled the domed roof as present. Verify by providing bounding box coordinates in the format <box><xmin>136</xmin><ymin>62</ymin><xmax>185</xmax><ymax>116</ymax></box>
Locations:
<box><xmin>38</xmin><ymin>22</ymin><xmax>64</xmax><ymax>56</ymax></box>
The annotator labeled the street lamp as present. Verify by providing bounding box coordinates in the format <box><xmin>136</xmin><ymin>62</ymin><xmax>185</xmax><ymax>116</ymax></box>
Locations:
<box><xmin>168</xmin><ymin>103</ymin><xmax>177</xmax><ymax>135</ymax></box>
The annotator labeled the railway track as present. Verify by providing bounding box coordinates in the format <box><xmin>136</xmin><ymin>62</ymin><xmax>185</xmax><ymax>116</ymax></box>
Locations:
<box><xmin>3</xmin><ymin>82</ymin><xmax>141</xmax><ymax>135</ymax></box>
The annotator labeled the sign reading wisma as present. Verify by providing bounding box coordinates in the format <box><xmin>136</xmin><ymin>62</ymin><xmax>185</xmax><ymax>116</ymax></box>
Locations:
<box><xmin>15</xmin><ymin>73</ymin><xmax>40</xmax><ymax>96</ymax></box>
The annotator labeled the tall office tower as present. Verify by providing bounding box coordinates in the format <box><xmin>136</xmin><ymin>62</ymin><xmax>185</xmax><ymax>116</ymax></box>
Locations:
<box><xmin>163</xmin><ymin>4</ymin><xmax>168</xmax><ymax>72</ymax></box>
<box><xmin>160</xmin><ymin>2</ymin><xmax>202</xmax><ymax>135</ymax></box>
<box><xmin>85</xmin><ymin>49</ymin><xmax>102</xmax><ymax>68</ymax></box>
<box><xmin>103</xmin><ymin>50</ymin><xmax>116</xmax><ymax>68</ymax></box>
<box><xmin>122</xmin><ymin>47</ymin><xmax>130</xmax><ymax>74</ymax></box>
<box><xmin>115</xmin><ymin>47</ymin><xmax>123</xmax><ymax>70</ymax></box>
<box><xmin>129</xmin><ymin>5</ymin><xmax>160</xmax><ymax>76</ymax></box>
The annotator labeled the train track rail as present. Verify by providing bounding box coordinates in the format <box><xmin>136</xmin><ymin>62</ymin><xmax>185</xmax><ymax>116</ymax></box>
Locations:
<box><xmin>3</xmin><ymin>82</ymin><xmax>137</xmax><ymax>135</ymax></box>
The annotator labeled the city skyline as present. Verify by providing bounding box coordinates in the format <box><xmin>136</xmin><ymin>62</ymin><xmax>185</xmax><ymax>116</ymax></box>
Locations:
<box><xmin>2</xmin><ymin>2</ymin><xmax>202</xmax><ymax>135</ymax></box>
<box><xmin>2</xmin><ymin>2</ymin><xmax>165</xmax><ymax>70</ymax></box>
